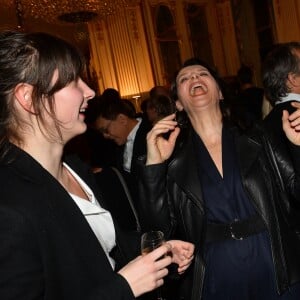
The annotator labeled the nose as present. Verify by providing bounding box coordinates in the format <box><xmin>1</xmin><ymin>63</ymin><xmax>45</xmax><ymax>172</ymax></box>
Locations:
<box><xmin>191</xmin><ymin>73</ymin><xmax>199</xmax><ymax>80</ymax></box>
<box><xmin>80</xmin><ymin>78</ymin><xmax>95</xmax><ymax>101</ymax></box>
<box><xmin>84</xmin><ymin>85</ymin><xmax>95</xmax><ymax>101</ymax></box>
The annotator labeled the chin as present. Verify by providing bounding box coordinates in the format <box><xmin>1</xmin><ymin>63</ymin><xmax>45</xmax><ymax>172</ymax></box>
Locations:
<box><xmin>73</xmin><ymin>124</ymin><xmax>88</xmax><ymax>137</ymax></box>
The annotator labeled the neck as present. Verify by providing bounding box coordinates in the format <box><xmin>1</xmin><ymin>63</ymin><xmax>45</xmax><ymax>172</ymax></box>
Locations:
<box><xmin>189</xmin><ymin>108</ymin><xmax>223</xmax><ymax>141</ymax></box>
<box><xmin>127</xmin><ymin>118</ymin><xmax>138</xmax><ymax>133</ymax></box>
<box><xmin>18</xmin><ymin>135</ymin><xmax>64</xmax><ymax>180</ymax></box>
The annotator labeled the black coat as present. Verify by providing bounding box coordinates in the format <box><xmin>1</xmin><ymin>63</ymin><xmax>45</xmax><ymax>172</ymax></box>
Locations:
<box><xmin>0</xmin><ymin>144</ymin><xmax>137</xmax><ymax>300</ymax></box>
<box><xmin>138</xmin><ymin>125</ymin><xmax>300</xmax><ymax>300</ymax></box>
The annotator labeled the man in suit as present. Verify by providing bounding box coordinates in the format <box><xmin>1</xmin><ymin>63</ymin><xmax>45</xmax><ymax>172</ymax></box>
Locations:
<box><xmin>94</xmin><ymin>97</ymin><xmax>152</xmax><ymax>207</ymax></box>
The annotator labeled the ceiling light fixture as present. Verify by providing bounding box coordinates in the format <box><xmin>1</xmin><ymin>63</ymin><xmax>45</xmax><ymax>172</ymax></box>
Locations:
<box><xmin>7</xmin><ymin>0</ymin><xmax>136</xmax><ymax>24</ymax></box>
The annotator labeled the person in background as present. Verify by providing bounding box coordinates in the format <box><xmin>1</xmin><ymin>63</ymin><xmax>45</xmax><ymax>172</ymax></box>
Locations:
<box><xmin>262</xmin><ymin>42</ymin><xmax>300</xmax><ymax>160</ymax></box>
<box><xmin>102</xmin><ymin>87</ymin><xmax>121</xmax><ymax>101</ymax></box>
<box><xmin>138</xmin><ymin>57</ymin><xmax>300</xmax><ymax>300</ymax></box>
<box><xmin>146</xmin><ymin>94</ymin><xmax>175</xmax><ymax>125</ymax></box>
<box><xmin>0</xmin><ymin>31</ymin><xmax>194</xmax><ymax>300</ymax></box>
<box><xmin>149</xmin><ymin>85</ymin><xmax>170</xmax><ymax>98</ymax></box>
<box><xmin>231</xmin><ymin>65</ymin><xmax>264</xmax><ymax>129</ymax></box>
<box><xmin>94</xmin><ymin>98</ymin><xmax>152</xmax><ymax>207</ymax></box>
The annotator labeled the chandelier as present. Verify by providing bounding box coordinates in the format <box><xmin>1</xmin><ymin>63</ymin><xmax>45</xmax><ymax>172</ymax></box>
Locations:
<box><xmin>10</xmin><ymin>0</ymin><xmax>136</xmax><ymax>24</ymax></box>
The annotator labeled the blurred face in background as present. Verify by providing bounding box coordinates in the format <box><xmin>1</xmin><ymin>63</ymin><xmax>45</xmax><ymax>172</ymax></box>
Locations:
<box><xmin>95</xmin><ymin>114</ymin><xmax>130</xmax><ymax>145</ymax></box>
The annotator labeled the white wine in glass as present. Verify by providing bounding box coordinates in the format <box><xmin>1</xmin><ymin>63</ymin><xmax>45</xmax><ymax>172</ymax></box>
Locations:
<box><xmin>141</xmin><ymin>231</ymin><xmax>166</xmax><ymax>300</ymax></box>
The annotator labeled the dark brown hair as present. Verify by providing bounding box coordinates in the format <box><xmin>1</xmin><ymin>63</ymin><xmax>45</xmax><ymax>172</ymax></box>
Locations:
<box><xmin>0</xmin><ymin>31</ymin><xmax>85</xmax><ymax>150</ymax></box>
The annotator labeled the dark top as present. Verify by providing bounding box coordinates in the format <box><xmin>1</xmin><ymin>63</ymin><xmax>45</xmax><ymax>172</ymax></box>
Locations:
<box><xmin>118</xmin><ymin>118</ymin><xmax>152</xmax><ymax>208</ymax></box>
<box><xmin>193</xmin><ymin>127</ymin><xmax>300</xmax><ymax>300</ymax></box>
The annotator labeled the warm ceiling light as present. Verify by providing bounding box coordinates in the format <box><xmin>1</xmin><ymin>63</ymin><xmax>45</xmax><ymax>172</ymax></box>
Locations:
<box><xmin>9</xmin><ymin>0</ymin><xmax>136</xmax><ymax>24</ymax></box>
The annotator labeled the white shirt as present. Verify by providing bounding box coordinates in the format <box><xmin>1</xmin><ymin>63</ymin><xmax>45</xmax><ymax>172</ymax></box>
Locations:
<box><xmin>64</xmin><ymin>163</ymin><xmax>116</xmax><ymax>269</ymax></box>
<box><xmin>275</xmin><ymin>93</ymin><xmax>300</xmax><ymax>105</ymax></box>
<box><xmin>123</xmin><ymin>118</ymin><xmax>142</xmax><ymax>172</ymax></box>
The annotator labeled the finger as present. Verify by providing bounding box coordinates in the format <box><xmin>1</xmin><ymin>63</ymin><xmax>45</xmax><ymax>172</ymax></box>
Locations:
<box><xmin>176</xmin><ymin>254</ymin><xmax>194</xmax><ymax>266</ymax></box>
<box><xmin>165</xmin><ymin>242</ymin><xmax>172</xmax><ymax>252</ymax></box>
<box><xmin>168</xmin><ymin>127</ymin><xmax>180</xmax><ymax>143</ymax></box>
<box><xmin>288</xmin><ymin>110</ymin><xmax>300</xmax><ymax>122</ymax></box>
<box><xmin>282</xmin><ymin>110</ymin><xmax>290</xmax><ymax>132</ymax></box>
<box><xmin>155</xmin><ymin>256</ymin><xmax>172</xmax><ymax>271</ymax></box>
<box><xmin>155</xmin><ymin>277</ymin><xmax>165</xmax><ymax>288</ymax></box>
<box><xmin>147</xmin><ymin>125</ymin><xmax>177</xmax><ymax>140</ymax></box>
<box><xmin>177</xmin><ymin>266</ymin><xmax>189</xmax><ymax>274</ymax></box>
<box><xmin>161</xmin><ymin>113</ymin><xmax>176</xmax><ymax>121</ymax></box>
<box><xmin>291</xmin><ymin>102</ymin><xmax>300</xmax><ymax>109</ymax></box>
<box><xmin>177</xmin><ymin>261</ymin><xmax>193</xmax><ymax>273</ymax></box>
<box><xmin>148</xmin><ymin>245</ymin><xmax>170</xmax><ymax>261</ymax></box>
<box><xmin>289</xmin><ymin>115</ymin><xmax>300</xmax><ymax>127</ymax></box>
<box><xmin>156</xmin><ymin>267</ymin><xmax>169</xmax><ymax>279</ymax></box>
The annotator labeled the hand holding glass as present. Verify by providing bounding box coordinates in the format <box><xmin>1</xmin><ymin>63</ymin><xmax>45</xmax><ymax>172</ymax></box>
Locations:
<box><xmin>141</xmin><ymin>231</ymin><xmax>166</xmax><ymax>300</ymax></box>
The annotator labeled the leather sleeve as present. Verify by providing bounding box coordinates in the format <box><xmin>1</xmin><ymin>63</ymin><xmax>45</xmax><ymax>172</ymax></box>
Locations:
<box><xmin>137</xmin><ymin>160</ymin><xmax>176</xmax><ymax>239</ymax></box>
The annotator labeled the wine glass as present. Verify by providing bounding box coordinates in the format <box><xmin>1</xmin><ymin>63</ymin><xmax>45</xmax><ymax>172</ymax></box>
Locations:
<box><xmin>141</xmin><ymin>230</ymin><xmax>166</xmax><ymax>300</ymax></box>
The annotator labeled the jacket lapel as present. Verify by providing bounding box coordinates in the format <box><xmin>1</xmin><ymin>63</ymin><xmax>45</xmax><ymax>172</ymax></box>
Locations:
<box><xmin>234</xmin><ymin>131</ymin><xmax>263</xmax><ymax>179</ymax></box>
<box><xmin>8</xmin><ymin>148</ymin><xmax>114</xmax><ymax>275</ymax></box>
<box><xmin>169</xmin><ymin>131</ymin><xmax>204</xmax><ymax>210</ymax></box>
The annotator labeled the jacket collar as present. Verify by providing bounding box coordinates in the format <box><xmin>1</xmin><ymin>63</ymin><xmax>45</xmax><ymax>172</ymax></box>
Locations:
<box><xmin>168</xmin><ymin>126</ymin><xmax>263</xmax><ymax>208</ymax></box>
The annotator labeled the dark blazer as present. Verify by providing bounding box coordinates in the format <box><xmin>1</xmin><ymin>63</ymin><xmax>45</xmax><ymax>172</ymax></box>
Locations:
<box><xmin>0</xmin><ymin>144</ymin><xmax>136</xmax><ymax>300</ymax></box>
<box><xmin>131</xmin><ymin>118</ymin><xmax>152</xmax><ymax>174</ymax></box>
<box><xmin>117</xmin><ymin>118</ymin><xmax>152</xmax><ymax>207</ymax></box>
<box><xmin>138</xmin><ymin>125</ymin><xmax>300</xmax><ymax>300</ymax></box>
<box><xmin>115</xmin><ymin>118</ymin><xmax>152</xmax><ymax>174</ymax></box>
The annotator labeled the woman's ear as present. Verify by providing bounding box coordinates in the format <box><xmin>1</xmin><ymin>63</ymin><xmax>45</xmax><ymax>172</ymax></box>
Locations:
<box><xmin>175</xmin><ymin>100</ymin><xmax>184</xmax><ymax>111</ymax></box>
<box><xmin>14</xmin><ymin>83</ymin><xmax>35</xmax><ymax>113</ymax></box>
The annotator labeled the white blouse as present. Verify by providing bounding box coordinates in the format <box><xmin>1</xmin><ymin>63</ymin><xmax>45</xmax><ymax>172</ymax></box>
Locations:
<box><xmin>63</xmin><ymin>163</ymin><xmax>116</xmax><ymax>269</ymax></box>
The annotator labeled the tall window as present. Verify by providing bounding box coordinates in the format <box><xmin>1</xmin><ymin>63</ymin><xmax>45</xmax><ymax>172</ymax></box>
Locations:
<box><xmin>186</xmin><ymin>3</ymin><xmax>213</xmax><ymax>66</ymax></box>
<box><xmin>155</xmin><ymin>5</ymin><xmax>181</xmax><ymax>85</ymax></box>
<box><xmin>253</xmin><ymin>0</ymin><xmax>275</xmax><ymax>61</ymax></box>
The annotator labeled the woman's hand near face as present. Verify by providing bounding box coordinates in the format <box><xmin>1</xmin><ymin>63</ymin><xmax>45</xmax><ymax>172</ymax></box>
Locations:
<box><xmin>118</xmin><ymin>244</ymin><xmax>172</xmax><ymax>297</ymax></box>
<box><xmin>282</xmin><ymin>102</ymin><xmax>300</xmax><ymax>146</ymax></box>
<box><xmin>146</xmin><ymin>114</ymin><xmax>180</xmax><ymax>165</ymax></box>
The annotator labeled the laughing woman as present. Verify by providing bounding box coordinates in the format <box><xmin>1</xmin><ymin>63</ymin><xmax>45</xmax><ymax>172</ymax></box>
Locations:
<box><xmin>138</xmin><ymin>58</ymin><xmax>300</xmax><ymax>300</ymax></box>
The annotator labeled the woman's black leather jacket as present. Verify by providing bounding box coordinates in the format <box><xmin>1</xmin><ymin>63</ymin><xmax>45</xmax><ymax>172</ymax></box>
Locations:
<box><xmin>137</xmin><ymin>125</ymin><xmax>300</xmax><ymax>300</ymax></box>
